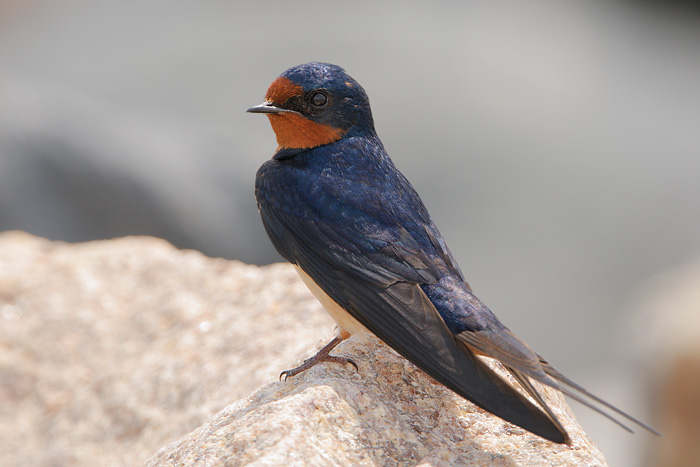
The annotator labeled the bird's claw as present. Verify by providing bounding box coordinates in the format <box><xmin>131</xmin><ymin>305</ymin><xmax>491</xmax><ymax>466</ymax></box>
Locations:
<box><xmin>279</xmin><ymin>355</ymin><xmax>358</xmax><ymax>382</ymax></box>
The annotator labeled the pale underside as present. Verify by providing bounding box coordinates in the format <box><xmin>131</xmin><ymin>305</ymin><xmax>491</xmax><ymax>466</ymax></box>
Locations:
<box><xmin>294</xmin><ymin>265</ymin><xmax>369</xmax><ymax>338</ymax></box>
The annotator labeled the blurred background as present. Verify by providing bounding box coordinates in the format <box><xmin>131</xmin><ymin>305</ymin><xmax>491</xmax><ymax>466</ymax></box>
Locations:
<box><xmin>1</xmin><ymin>0</ymin><xmax>699</xmax><ymax>465</ymax></box>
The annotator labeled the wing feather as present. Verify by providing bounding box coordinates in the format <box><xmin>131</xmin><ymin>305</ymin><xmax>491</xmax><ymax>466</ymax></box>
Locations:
<box><xmin>458</xmin><ymin>326</ymin><xmax>660</xmax><ymax>435</ymax></box>
<box><xmin>259</xmin><ymin>199</ymin><xmax>569</xmax><ymax>444</ymax></box>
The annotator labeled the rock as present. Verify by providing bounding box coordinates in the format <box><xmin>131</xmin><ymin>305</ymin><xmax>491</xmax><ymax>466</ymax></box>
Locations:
<box><xmin>0</xmin><ymin>231</ymin><xmax>334</xmax><ymax>467</ymax></box>
<box><xmin>0</xmin><ymin>232</ymin><xmax>607</xmax><ymax>466</ymax></box>
<box><xmin>628</xmin><ymin>259</ymin><xmax>700</xmax><ymax>467</ymax></box>
<box><xmin>147</xmin><ymin>332</ymin><xmax>608</xmax><ymax>467</ymax></box>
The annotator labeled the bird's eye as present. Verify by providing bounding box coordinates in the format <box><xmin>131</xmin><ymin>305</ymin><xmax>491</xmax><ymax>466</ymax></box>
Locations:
<box><xmin>311</xmin><ymin>92</ymin><xmax>328</xmax><ymax>107</ymax></box>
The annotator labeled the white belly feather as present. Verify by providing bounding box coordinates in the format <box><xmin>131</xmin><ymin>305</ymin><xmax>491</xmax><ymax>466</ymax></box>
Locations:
<box><xmin>294</xmin><ymin>265</ymin><xmax>369</xmax><ymax>337</ymax></box>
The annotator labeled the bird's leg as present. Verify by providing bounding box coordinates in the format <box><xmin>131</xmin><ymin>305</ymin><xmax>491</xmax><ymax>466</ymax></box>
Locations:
<box><xmin>280</xmin><ymin>335</ymin><xmax>358</xmax><ymax>381</ymax></box>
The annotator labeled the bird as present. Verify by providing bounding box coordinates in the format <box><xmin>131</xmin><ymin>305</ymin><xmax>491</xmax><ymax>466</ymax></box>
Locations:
<box><xmin>248</xmin><ymin>62</ymin><xmax>659</xmax><ymax>444</ymax></box>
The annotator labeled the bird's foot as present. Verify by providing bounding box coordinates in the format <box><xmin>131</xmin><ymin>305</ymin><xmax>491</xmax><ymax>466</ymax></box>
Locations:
<box><xmin>280</xmin><ymin>336</ymin><xmax>358</xmax><ymax>381</ymax></box>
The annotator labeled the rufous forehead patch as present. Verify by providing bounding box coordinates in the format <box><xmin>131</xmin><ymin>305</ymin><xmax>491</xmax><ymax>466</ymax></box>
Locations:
<box><xmin>265</xmin><ymin>77</ymin><xmax>303</xmax><ymax>105</ymax></box>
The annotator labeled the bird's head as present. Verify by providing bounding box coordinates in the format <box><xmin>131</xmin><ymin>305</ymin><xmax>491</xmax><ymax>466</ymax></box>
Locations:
<box><xmin>247</xmin><ymin>62</ymin><xmax>374</xmax><ymax>150</ymax></box>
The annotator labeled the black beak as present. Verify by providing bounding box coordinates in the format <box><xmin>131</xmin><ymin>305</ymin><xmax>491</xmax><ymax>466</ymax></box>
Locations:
<box><xmin>246</xmin><ymin>101</ymin><xmax>295</xmax><ymax>114</ymax></box>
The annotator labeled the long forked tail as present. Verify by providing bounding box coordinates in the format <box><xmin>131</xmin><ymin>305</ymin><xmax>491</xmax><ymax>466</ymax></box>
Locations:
<box><xmin>534</xmin><ymin>355</ymin><xmax>662</xmax><ymax>436</ymax></box>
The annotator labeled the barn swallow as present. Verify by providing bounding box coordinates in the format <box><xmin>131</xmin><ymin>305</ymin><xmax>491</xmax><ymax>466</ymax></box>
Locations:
<box><xmin>248</xmin><ymin>62</ymin><xmax>659</xmax><ymax>444</ymax></box>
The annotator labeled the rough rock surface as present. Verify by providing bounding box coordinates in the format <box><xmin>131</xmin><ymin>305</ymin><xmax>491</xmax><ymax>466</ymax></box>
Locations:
<box><xmin>147</xmin><ymin>332</ymin><xmax>607</xmax><ymax>467</ymax></box>
<box><xmin>0</xmin><ymin>232</ymin><xmax>608</xmax><ymax>466</ymax></box>
<box><xmin>0</xmin><ymin>231</ymin><xmax>335</xmax><ymax>466</ymax></box>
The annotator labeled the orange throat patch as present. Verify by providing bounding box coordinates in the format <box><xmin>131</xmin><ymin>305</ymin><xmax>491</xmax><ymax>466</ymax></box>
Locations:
<box><xmin>267</xmin><ymin>113</ymin><xmax>346</xmax><ymax>149</ymax></box>
<box><xmin>264</xmin><ymin>76</ymin><xmax>346</xmax><ymax>149</ymax></box>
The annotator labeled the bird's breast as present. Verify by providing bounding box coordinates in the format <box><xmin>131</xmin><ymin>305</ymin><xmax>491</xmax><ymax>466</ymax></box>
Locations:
<box><xmin>294</xmin><ymin>265</ymin><xmax>369</xmax><ymax>338</ymax></box>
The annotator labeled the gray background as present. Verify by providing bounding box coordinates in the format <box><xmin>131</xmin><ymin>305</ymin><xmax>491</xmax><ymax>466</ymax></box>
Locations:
<box><xmin>1</xmin><ymin>1</ymin><xmax>699</xmax><ymax>465</ymax></box>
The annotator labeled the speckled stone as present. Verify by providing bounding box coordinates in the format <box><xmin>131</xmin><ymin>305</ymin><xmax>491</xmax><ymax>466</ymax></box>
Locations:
<box><xmin>0</xmin><ymin>232</ymin><xmax>608</xmax><ymax>467</ymax></box>
<box><xmin>147</xmin><ymin>333</ymin><xmax>607</xmax><ymax>466</ymax></box>
<box><xmin>0</xmin><ymin>231</ymin><xmax>334</xmax><ymax>467</ymax></box>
